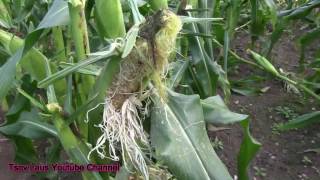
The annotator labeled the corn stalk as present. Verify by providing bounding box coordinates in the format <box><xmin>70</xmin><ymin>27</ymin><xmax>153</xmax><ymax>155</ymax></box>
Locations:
<box><xmin>68</xmin><ymin>0</ymin><xmax>93</xmax><ymax>140</ymax></box>
<box><xmin>68</xmin><ymin>0</ymin><xmax>90</xmax><ymax>60</ymax></box>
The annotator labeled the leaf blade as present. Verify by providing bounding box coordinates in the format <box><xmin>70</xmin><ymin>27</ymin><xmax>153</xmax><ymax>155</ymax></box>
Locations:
<box><xmin>151</xmin><ymin>90</ymin><xmax>232</xmax><ymax>180</ymax></box>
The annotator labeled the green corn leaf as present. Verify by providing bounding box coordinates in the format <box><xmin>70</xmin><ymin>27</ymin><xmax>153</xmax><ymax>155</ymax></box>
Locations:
<box><xmin>43</xmin><ymin>57</ymin><xmax>58</xmax><ymax>104</ymax></box>
<box><xmin>201</xmin><ymin>95</ymin><xmax>248</xmax><ymax>124</ymax></box>
<box><xmin>213</xmin><ymin>60</ymin><xmax>231</xmax><ymax>101</ymax></box>
<box><xmin>225</xmin><ymin>0</ymin><xmax>241</xmax><ymax>38</ymax></box>
<box><xmin>0</xmin><ymin>29</ymin><xmax>66</xmax><ymax>97</ymax></box>
<box><xmin>238</xmin><ymin>120</ymin><xmax>261</xmax><ymax>180</ymax></box>
<box><xmin>0</xmin><ymin>29</ymin><xmax>47</xmax><ymax>81</ymax></box>
<box><xmin>168</xmin><ymin>60</ymin><xmax>189</xmax><ymax>89</ymax></box>
<box><xmin>179</xmin><ymin>16</ymin><xmax>223</xmax><ymax>24</ymax></box>
<box><xmin>121</xmin><ymin>23</ymin><xmax>140</xmax><ymax>58</ymax></box>
<box><xmin>299</xmin><ymin>27</ymin><xmax>320</xmax><ymax>67</ymax></box>
<box><xmin>0</xmin><ymin>0</ymin><xmax>69</xmax><ymax>101</ymax></box>
<box><xmin>267</xmin><ymin>19</ymin><xmax>287</xmax><ymax>56</ymax></box>
<box><xmin>13</xmin><ymin>137</ymin><xmax>38</xmax><ymax>163</ymax></box>
<box><xmin>38</xmin><ymin>48</ymin><xmax>118</xmax><ymax>88</ymax></box>
<box><xmin>59</xmin><ymin>62</ymin><xmax>102</xmax><ymax>76</ymax></box>
<box><xmin>278</xmin><ymin>0</ymin><xmax>320</xmax><ymax>19</ymax></box>
<box><xmin>0</xmin><ymin>110</ymin><xmax>58</xmax><ymax>139</ymax></box>
<box><xmin>185</xmin><ymin>12</ymin><xmax>218</xmax><ymax>98</ymax></box>
<box><xmin>38</xmin><ymin>1</ymin><xmax>69</xmax><ymax>29</ymax></box>
<box><xmin>223</xmin><ymin>0</ymin><xmax>241</xmax><ymax>75</ymax></box>
<box><xmin>249</xmin><ymin>0</ymin><xmax>264</xmax><ymax>39</ymax></box>
<box><xmin>201</xmin><ymin>95</ymin><xmax>261</xmax><ymax>180</ymax></box>
<box><xmin>278</xmin><ymin>111</ymin><xmax>320</xmax><ymax>131</ymax></box>
<box><xmin>16</xmin><ymin>87</ymin><xmax>46</xmax><ymax>111</ymax></box>
<box><xmin>5</xmin><ymin>75</ymin><xmax>36</xmax><ymax>118</ymax></box>
<box><xmin>151</xmin><ymin>90</ymin><xmax>233</xmax><ymax>180</ymax></box>
<box><xmin>250</xmin><ymin>0</ymin><xmax>277</xmax><ymax>42</ymax></box>
<box><xmin>127</xmin><ymin>0</ymin><xmax>145</xmax><ymax>24</ymax></box>
<box><xmin>66</xmin><ymin>94</ymin><xmax>98</xmax><ymax>125</ymax></box>
<box><xmin>47</xmin><ymin>140</ymin><xmax>62</xmax><ymax>163</ymax></box>
<box><xmin>197</xmin><ymin>0</ymin><xmax>214</xmax><ymax>59</ymax></box>
<box><xmin>0</xmin><ymin>0</ymin><xmax>13</xmax><ymax>28</ymax></box>
<box><xmin>261</xmin><ymin>0</ymin><xmax>277</xmax><ymax>26</ymax></box>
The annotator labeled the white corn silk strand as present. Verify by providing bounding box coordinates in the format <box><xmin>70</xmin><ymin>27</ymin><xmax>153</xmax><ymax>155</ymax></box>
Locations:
<box><xmin>87</xmin><ymin>95</ymin><xmax>150</xmax><ymax>179</ymax></box>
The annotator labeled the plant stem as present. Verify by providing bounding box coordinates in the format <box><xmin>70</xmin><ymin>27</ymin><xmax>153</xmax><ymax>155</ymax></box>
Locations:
<box><xmin>68</xmin><ymin>1</ymin><xmax>90</xmax><ymax>60</ymax></box>
<box><xmin>68</xmin><ymin>0</ymin><xmax>92</xmax><ymax>140</ymax></box>
<box><xmin>298</xmin><ymin>84</ymin><xmax>320</xmax><ymax>102</ymax></box>
<box><xmin>180</xmin><ymin>37</ymin><xmax>189</xmax><ymax>57</ymax></box>
<box><xmin>53</xmin><ymin>114</ymin><xmax>103</xmax><ymax>180</ymax></box>
<box><xmin>212</xmin><ymin>38</ymin><xmax>260</xmax><ymax>68</ymax></box>
<box><xmin>279</xmin><ymin>75</ymin><xmax>320</xmax><ymax>102</ymax></box>
<box><xmin>65</xmin><ymin>27</ymin><xmax>72</xmax><ymax>58</ymax></box>
<box><xmin>223</xmin><ymin>31</ymin><xmax>229</xmax><ymax>73</ymax></box>
<box><xmin>44</xmin><ymin>54</ymin><xmax>102</xmax><ymax>179</ymax></box>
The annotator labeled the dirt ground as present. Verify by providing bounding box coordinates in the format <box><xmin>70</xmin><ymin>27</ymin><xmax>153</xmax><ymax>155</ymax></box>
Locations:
<box><xmin>0</xmin><ymin>110</ymin><xmax>32</xmax><ymax>180</ymax></box>
<box><xmin>210</xmin><ymin>26</ymin><xmax>320</xmax><ymax>180</ymax></box>
<box><xmin>0</xmin><ymin>112</ymin><xmax>80</xmax><ymax>179</ymax></box>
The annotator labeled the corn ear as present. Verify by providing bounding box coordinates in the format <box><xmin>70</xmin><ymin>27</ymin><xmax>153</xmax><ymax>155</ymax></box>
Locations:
<box><xmin>149</xmin><ymin>0</ymin><xmax>168</xmax><ymax>11</ymax></box>
<box><xmin>248</xmin><ymin>49</ymin><xmax>279</xmax><ymax>76</ymax></box>
<box><xmin>95</xmin><ymin>0</ymin><xmax>125</xmax><ymax>38</ymax></box>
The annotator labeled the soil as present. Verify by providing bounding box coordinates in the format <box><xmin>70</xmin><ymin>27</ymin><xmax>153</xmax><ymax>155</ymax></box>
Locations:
<box><xmin>0</xmin><ymin>110</ymin><xmax>30</xmax><ymax>180</ymax></box>
<box><xmin>210</xmin><ymin>24</ymin><xmax>320</xmax><ymax>180</ymax></box>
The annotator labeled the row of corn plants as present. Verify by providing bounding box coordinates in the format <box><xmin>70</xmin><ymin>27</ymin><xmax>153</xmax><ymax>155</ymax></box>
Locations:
<box><xmin>0</xmin><ymin>0</ymin><xmax>319</xmax><ymax>179</ymax></box>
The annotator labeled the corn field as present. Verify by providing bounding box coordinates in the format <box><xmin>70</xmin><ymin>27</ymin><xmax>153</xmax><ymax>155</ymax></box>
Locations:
<box><xmin>0</xmin><ymin>0</ymin><xmax>319</xmax><ymax>179</ymax></box>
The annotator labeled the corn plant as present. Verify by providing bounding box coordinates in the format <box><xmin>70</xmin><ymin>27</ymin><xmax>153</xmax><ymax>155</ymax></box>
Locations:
<box><xmin>0</xmin><ymin>0</ymin><xmax>264</xmax><ymax>179</ymax></box>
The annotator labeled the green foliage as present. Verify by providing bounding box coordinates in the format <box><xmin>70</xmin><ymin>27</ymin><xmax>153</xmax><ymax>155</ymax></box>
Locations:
<box><xmin>277</xmin><ymin>111</ymin><xmax>320</xmax><ymax>130</ymax></box>
<box><xmin>201</xmin><ymin>95</ymin><xmax>261</xmax><ymax>179</ymax></box>
<box><xmin>0</xmin><ymin>0</ymin><xmax>13</xmax><ymax>28</ymax></box>
<box><xmin>3</xmin><ymin>0</ymin><xmax>320</xmax><ymax>179</ymax></box>
<box><xmin>298</xmin><ymin>27</ymin><xmax>320</xmax><ymax>69</ymax></box>
<box><xmin>0</xmin><ymin>109</ymin><xmax>57</xmax><ymax>139</ymax></box>
<box><xmin>0</xmin><ymin>0</ymin><xmax>69</xmax><ymax>101</ymax></box>
<box><xmin>151</xmin><ymin>90</ymin><xmax>232</xmax><ymax>180</ymax></box>
<box><xmin>275</xmin><ymin>106</ymin><xmax>298</xmax><ymax>119</ymax></box>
